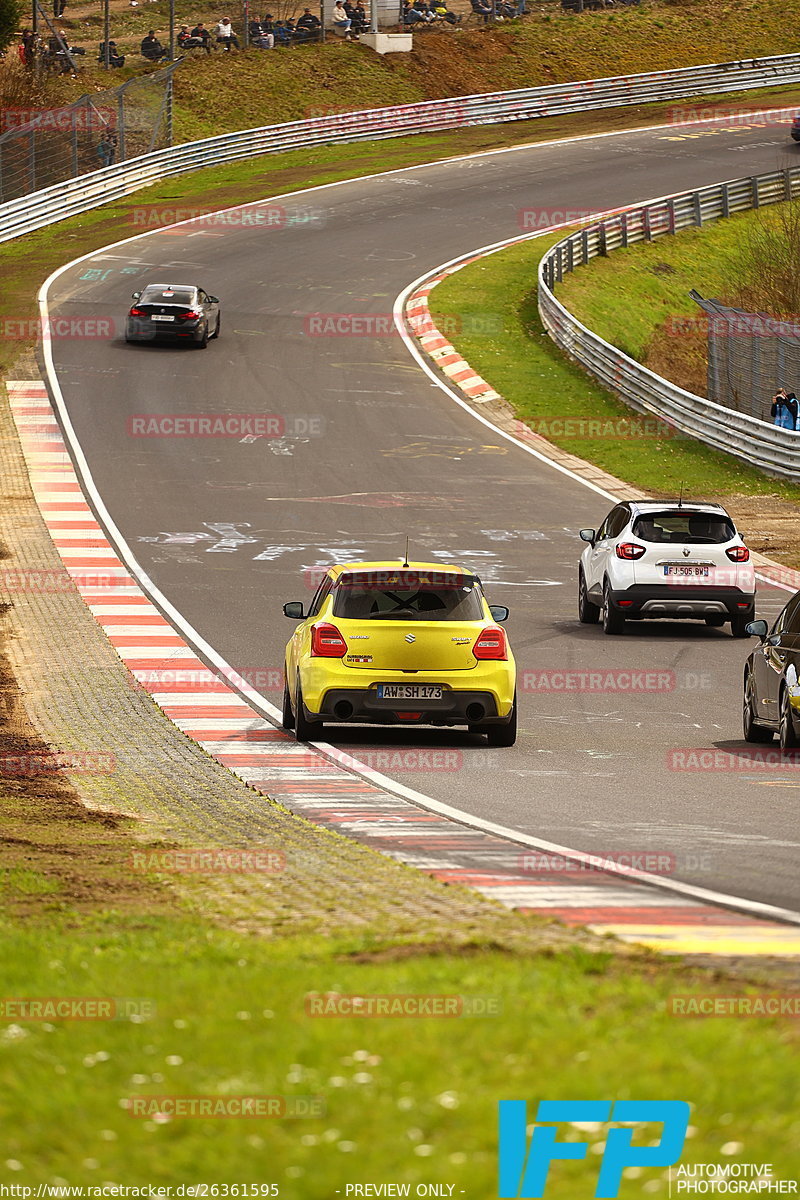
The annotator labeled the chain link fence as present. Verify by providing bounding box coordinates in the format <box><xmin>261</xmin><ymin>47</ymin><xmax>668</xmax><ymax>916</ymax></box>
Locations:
<box><xmin>690</xmin><ymin>291</ymin><xmax>800</xmax><ymax>422</ymax></box>
<box><xmin>0</xmin><ymin>62</ymin><xmax>179</xmax><ymax>204</ymax></box>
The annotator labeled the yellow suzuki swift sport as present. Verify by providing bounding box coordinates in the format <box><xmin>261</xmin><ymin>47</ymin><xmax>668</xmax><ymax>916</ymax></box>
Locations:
<box><xmin>282</xmin><ymin>561</ymin><xmax>517</xmax><ymax>746</ymax></box>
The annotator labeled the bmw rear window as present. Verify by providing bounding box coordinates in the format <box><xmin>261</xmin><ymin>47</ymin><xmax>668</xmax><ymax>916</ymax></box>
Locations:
<box><xmin>632</xmin><ymin>511</ymin><xmax>736</xmax><ymax>544</ymax></box>
<box><xmin>331</xmin><ymin>571</ymin><xmax>484</xmax><ymax>621</ymax></box>
<box><xmin>141</xmin><ymin>288</ymin><xmax>195</xmax><ymax>306</ymax></box>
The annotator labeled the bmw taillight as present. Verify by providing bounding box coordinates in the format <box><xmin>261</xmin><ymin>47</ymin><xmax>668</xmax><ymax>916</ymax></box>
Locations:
<box><xmin>310</xmin><ymin>623</ymin><xmax>347</xmax><ymax>658</ymax></box>
<box><xmin>473</xmin><ymin>626</ymin><xmax>507</xmax><ymax>660</ymax></box>
<box><xmin>178</xmin><ymin>310</ymin><xmax>201</xmax><ymax>320</ymax></box>
<box><xmin>129</xmin><ymin>306</ymin><xmax>146</xmax><ymax>317</ymax></box>
<box><xmin>725</xmin><ymin>546</ymin><xmax>750</xmax><ymax>562</ymax></box>
<box><xmin>615</xmin><ymin>542</ymin><xmax>646</xmax><ymax>560</ymax></box>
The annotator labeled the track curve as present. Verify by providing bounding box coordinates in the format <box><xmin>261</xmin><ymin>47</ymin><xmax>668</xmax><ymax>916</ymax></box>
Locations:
<box><xmin>43</xmin><ymin>119</ymin><xmax>800</xmax><ymax>912</ymax></box>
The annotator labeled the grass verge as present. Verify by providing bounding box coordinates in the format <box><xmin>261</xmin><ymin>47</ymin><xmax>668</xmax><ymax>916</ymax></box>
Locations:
<box><xmin>2</xmin><ymin>629</ymin><xmax>798</xmax><ymax>1188</ymax></box>
<box><xmin>2</xmin><ymin>906</ymin><xmax>799</xmax><ymax>1187</ymax></box>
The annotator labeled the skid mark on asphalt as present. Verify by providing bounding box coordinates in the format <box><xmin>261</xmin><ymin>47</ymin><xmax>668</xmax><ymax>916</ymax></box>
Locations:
<box><xmin>9</xmin><ymin>374</ymin><xmax>800</xmax><ymax>959</ymax></box>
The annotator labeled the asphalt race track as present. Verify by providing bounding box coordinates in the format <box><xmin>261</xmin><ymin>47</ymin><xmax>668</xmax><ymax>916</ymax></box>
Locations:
<box><xmin>44</xmin><ymin>118</ymin><xmax>800</xmax><ymax>913</ymax></box>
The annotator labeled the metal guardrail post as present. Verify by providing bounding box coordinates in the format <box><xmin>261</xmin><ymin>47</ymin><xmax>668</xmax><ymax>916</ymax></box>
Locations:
<box><xmin>71</xmin><ymin>109</ymin><xmax>78</xmax><ymax>177</ymax></box>
<box><xmin>117</xmin><ymin>90</ymin><xmax>126</xmax><ymax>161</ymax></box>
<box><xmin>166</xmin><ymin>76</ymin><xmax>173</xmax><ymax>148</ymax></box>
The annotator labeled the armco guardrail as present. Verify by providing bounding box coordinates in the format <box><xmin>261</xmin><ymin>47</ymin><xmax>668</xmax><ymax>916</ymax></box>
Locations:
<box><xmin>538</xmin><ymin>167</ymin><xmax>800</xmax><ymax>481</ymax></box>
<box><xmin>2</xmin><ymin>53</ymin><xmax>800</xmax><ymax>244</ymax></box>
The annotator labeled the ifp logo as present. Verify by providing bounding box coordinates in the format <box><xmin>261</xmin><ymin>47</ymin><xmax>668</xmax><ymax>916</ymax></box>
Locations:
<box><xmin>498</xmin><ymin>1100</ymin><xmax>690</xmax><ymax>1198</ymax></box>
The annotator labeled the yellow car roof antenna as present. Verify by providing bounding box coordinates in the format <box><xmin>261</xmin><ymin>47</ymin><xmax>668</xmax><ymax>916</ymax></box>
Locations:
<box><xmin>402</xmin><ymin>537</ymin><xmax>410</xmax><ymax>568</ymax></box>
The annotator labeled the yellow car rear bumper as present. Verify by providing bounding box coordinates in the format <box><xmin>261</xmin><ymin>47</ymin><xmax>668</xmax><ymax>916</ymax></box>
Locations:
<box><xmin>300</xmin><ymin>659</ymin><xmax>516</xmax><ymax>723</ymax></box>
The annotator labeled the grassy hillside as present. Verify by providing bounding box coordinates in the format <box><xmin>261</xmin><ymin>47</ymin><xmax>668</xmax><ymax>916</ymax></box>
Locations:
<box><xmin>9</xmin><ymin>0</ymin><xmax>800</xmax><ymax>141</ymax></box>
<box><xmin>554</xmin><ymin>205</ymin><xmax>794</xmax><ymax>399</ymax></box>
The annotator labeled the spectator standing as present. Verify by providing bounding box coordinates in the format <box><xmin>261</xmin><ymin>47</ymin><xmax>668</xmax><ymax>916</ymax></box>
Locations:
<box><xmin>140</xmin><ymin>30</ymin><xmax>167</xmax><ymax>59</ymax></box>
<box><xmin>96</xmin><ymin>131</ymin><xmax>118</xmax><ymax>166</ymax></box>
<box><xmin>214</xmin><ymin>17</ymin><xmax>240</xmax><ymax>48</ymax></box>
<box><xmin>771</xmin><ymin>388</ymin><xmax>799</xmax><ymax>430</ymax></box>
<box><xmin>190</xmin><ymin>21</ymin><xmax>213</xmax><ymax>48</ymax></box>
<box><xmin>788</xmin><ymin>392</ymin><xmax>800</xmax><ymax>430</ymax></box>
<box><xmin>20</xmin><ymin>29</ymin><xmax>36</xmax><ymax>66</ymax></box>
<box><xmin>332</xmin><ymin>1</ymin><xmax>354</xmax><ymax>37</ymax></box>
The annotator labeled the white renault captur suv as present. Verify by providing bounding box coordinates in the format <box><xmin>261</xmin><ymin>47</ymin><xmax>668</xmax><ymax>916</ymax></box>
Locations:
<box><xmin>577</xmin><ymin>501</ymin><xmax>756</xmax><ymax>636</ymax></box>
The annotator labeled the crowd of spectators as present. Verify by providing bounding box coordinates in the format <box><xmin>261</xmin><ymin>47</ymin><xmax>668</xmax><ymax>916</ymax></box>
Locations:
<box><xmin>16</xmin><ymin>0</ymin><xmax>603</xmax><ymax>73</ymax></box>
<box><xmin>248</xmin><ymin>10</ymin><xmax>327</xmax><ymax>47</ymax></box>
<box><xmin>18</xmin><ymin>26</ymin><xmax>87</xmax><ymax>72</ymax></box>
<box><xmin>466</xmin><ymin>0</ymin><xmax>524</xmax><ymax>20</ymax></box>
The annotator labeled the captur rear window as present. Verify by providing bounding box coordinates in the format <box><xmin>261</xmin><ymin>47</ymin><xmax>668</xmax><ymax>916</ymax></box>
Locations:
<box><xmin>332</xmin><ymin>570</ymin><xmax>484</xmax><ymax>621</ymax></box>
<box><xmin>632</xmin><ymin>511</ymin><xmax>736</xmax><ymax>544</ymax></box>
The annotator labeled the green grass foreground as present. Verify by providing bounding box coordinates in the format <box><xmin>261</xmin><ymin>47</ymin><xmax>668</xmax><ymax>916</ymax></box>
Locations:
<box><xmin>430</xmin><ymin>235</ymin><xmax>800</xmax><ymax>503</ymax></box>
<box><xmin>0</xmin><ymin>913</ymin><xmax>798</xmax><ymax>1190</ymax></box>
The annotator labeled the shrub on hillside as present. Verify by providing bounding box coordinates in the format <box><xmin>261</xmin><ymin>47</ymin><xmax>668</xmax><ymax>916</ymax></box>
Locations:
<box><xmin>0</xmin><ymin>0</ymin><xmax>22</xmax><ymax>53</ymax></box>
